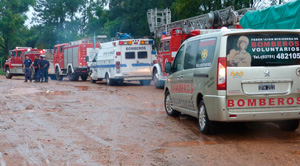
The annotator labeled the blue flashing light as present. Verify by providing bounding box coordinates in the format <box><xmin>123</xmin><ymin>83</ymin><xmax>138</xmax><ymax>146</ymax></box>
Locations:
<box><xmin>149</xmin><ymin>40</ymin><xmax>154</xmax><ymax>44</ymax></box>
<box><xmin>162</xmin><ymin>31</ymin><xmax>166</xmax><ymax>35</ymax></box>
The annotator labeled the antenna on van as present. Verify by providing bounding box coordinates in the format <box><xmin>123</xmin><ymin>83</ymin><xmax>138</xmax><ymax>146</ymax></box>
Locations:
<box><xmin>93</xmin><ymin>32</ymin><xmax>96</xmax><ymax>49</ymax></box>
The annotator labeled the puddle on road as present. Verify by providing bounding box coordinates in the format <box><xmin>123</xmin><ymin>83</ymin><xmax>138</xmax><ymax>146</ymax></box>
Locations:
<box><xmin>75</xmin><ymin>86</ymin><xmax>89</xmax><ymax>91</ymax></box>
<box><xmin>36</xmin><ymin>91</ymin><xmax>71</xmax><ymax>96</ymax></box>
<box><xmin>161</xmin><ymin>141</ymin><xmax>215</xmax><ymax>147</ymax></box>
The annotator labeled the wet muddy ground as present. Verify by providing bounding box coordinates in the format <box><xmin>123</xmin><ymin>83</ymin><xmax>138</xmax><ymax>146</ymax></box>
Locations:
<box><xmin>0</xmin><ymin>76</ymin><xmax>299</xmax><ymax>166</ymax></box>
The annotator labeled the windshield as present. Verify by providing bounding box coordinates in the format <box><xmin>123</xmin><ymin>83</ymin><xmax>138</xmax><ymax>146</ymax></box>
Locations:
<box><xmin>227</xmin><ymin>34</ymin><xmax>300</xmax><ymax>67</ymax></box>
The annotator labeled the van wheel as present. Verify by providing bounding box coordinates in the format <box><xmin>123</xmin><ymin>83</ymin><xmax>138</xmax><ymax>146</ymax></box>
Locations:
<box><xmin>164</xmin><ymin>91</ymin><xmax>180</xmax><ymax>117</ymax></box>
<box><xmin>278</xmin><ymin>120</ymin><xmax>299</xmax><ymax>131</ymax></box>
<box><xmin>198</xmin><ymin>101</ymin><xmax>215</xmax><ymax>134</ymax></box>
<box><xmin>153</xmin><ymin>69</ymin><xmax>164</xmax><ymax>88</ymax></box>
<box><xmin>140</xmin><ymin>80</ymin><xmax>151</xmax><ymax>86</ymax></box>
<box><xmin>5</xmin><ymin>67</ymin><xmax>12</xmax><ymax>79</ymax></box>
<box><xmin>81</xmin><ymin>75</ymin><xmax>88</xmax><ymax>81</ymax></box>
<box><xmin>68</xmin><ymin>68</ymin><xmax>79</xmax><ymax>81</ymax></box>
<box><xmin>105</xmin><ymin>74</ymin><xmax>114</xmax><ymax>85</ymax></box>
<box><xmin>91</xmin><ymin>79</ymin><xmax>96</xmax><ymax>83</ymax></box>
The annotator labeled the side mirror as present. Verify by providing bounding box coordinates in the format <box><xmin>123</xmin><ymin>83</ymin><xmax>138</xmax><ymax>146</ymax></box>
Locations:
<box><xmin>85</xmin><ymin>56</ymin><xmax>89</xmax><ymax>62</ymax></box>
<box><xmin>165</xmin><ymin>62</ymin><xmax>172</xmax><ymax>73</ymax></box>
<box><xmin>92</xmin><ymin>58</ymin><xmax>96</xmax><ymax>62</ymax></box>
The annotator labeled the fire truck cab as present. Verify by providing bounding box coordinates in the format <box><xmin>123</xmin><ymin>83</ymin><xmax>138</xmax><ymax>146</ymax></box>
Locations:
<box><xmin>153</xmin><ymin>28</ymin><xmax>193</xmax><ymax>88</ymax></box>
<box><xmin>4</xmin><ymin>47</ymin><xmax>44</xmax><ymax>79</ymax></box>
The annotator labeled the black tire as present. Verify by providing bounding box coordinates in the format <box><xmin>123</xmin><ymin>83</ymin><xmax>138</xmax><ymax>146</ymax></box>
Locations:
<box><xmin>278</xmin><ymin>120</ymin><xmax>299</xmax><ymax>131</ymax></box>
<box><xmin>140</xmin><ymin>80</ymin><xmax>151</xmax><ymax>86</ymax></box>
<box><xmin>153</xmin><ymin>69</ymin><xmax>164</xmax><ymax>89</ymax></box>
<box><xmin>49</xmin><ymin>75</ymin><xmax>57</xmax><ymax>80</ymax></box>
<box><xmin>164</xmin><ymin>91</ymin><xmax>181</xmax><ymax>117</ymax></box>
<box><xmin>105</xmin><ymin>74</ymin><xmax>114</xmax><ymax>86</ymax></box>
<box><xmin>91</xmin><ymin>79</ymin><xmax>96</xmax><ymax>83</ymax></box>
<box><xmin>198</xmin><ymin>101</ymin><xmax>215</xmax><ymax>134</ymax></box>
<box><xmin>55</xmin><ymin>68</ymin><xmax>63</xmax><ymax>81</ymax></box>
<box><xmin>68</xmin><ymin>68</ymin><xmax>79</xmax><ymax>81</ymax></box>
<box><xmin>81</xmin><ymin>75</ymin><xmax>88</xmax><ymax>81</ymax></box>
<box><xmin>5</xmin><ymin>67</ymin><xmax>12</xmax><ymax>79</ymax></box>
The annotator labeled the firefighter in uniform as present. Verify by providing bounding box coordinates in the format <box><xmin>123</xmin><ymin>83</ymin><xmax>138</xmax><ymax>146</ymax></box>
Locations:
<box><xmin>24</xmin><ymin>55</ymin><xmax>33</xmax><ymax>82</ymax></box>
<box><xmin>34</xmin><ymin>56</ymin><xmax>42</xmax><ymax>82</ymax></box>
<box><xmin>39</xmin><ymin>55</ymin><xmax>46</xmax><ymax>82</ymax></box>
<box><xmin>42</xmin><ymin>55</ymin><xmax>50</xmax><ymax>83</ymax></box>
<box><xmin>33</xmin><ymin>55</ymin><xmax>40</xmax><ymax>81</ymax></box>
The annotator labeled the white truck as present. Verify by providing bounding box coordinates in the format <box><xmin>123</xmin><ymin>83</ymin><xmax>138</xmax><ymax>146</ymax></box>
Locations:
<box><xmin>87</xmin><ymin>39</ymin><xmax>155</xmax><ymax>85</ymax></box>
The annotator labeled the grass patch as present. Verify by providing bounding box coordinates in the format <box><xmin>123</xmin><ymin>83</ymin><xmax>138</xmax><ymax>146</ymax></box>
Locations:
<box><xmin>0</xmin><ymin>69</ymin><xmax>5</xmax><ymax>75</ymax></box>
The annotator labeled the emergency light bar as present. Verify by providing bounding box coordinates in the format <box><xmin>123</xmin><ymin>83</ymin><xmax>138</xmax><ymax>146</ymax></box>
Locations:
<box><xmin>119</xmin><ymin>41</ymin><xmax>133</xmax><ymax>45</ymax></box>
<box><xmin>140</xmin><ymin>40</ymin><xmax>154</xmax><ymax>45</ymax></box>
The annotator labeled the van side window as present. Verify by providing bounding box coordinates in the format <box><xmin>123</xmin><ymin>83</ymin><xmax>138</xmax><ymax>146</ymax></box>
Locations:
<box><xmin>172</xmin><ymin>45</ymin><xmax>185</xmax><ymax>72</ymax></box>
<box><xmin>196</xmin><ymin>38</ymin><xmax>217</xmax><ymax>68</ymax></box>
<box><xmin>164</xmin><ymin>41</ymin><xmax>170</xmax><ymax>52</ymax></box>
<box><xmin>184</xmin><ymin>40</ymin><xmax>200</xmax><ymax>69</ymax></box>
<box><xmin>138</xmin><ymin>52</ymin><xmax>147</xmax><ymax>59</ymax></box>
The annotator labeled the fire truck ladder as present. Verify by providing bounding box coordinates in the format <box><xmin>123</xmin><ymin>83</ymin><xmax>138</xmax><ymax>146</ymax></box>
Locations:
<box><xmin>147</xmin><ymin>6</ymin><xmax>252</xmax><ymax>37</ymax></box>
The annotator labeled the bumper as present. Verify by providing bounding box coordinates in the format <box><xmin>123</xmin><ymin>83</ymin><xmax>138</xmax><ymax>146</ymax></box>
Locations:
<box><xmin>204</xmin><ymin>95</ymin><xmax>300</xmax><ymax>122</ymax></box>
<box><xmin>115</xmin><ymin>75</ymin><xmax>152</xmax><ymax>81</ymax></box>
<box><xmin>75</xmin><ymin>68</ymin><xmax>88</xmax><ymax>75</ymax></box>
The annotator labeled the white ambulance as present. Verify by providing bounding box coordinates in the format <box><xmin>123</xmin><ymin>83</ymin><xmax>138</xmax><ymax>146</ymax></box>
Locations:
<box><xmin>87</xmin><ymin>39</ymin><xmax>154</xmax><ymax>85</ymax></box>
<box><xmin>164</xmin><ymin>29</ymin><xmax>300</xmax><ymax>134</ymax></box>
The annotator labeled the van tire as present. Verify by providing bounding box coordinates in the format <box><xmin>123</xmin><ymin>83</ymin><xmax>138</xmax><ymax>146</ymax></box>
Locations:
<box><xmin>105</xmin><ymin>74</ymin><xmax>114</xmax><ymax>86</ymax></box>
<box><xmin>153</xmin><ymin>69</ymin><xmax>164</xmax><ymax>88</ymax></box>
<box><xmin>55</xmin><ymin>68</ymin><xmax>63</xmax><ymax>81</ymax></box>
<box><xmin>278</xmin><ymin>120</ymin><xmax>299</xmax><ymax>131</ymax></box>
<box><xmin>164</xmin><ymin>91</ymin><xmax>181</xmax><ymax>117</ymax></box>
<box><xmin>140</xmin><ymin>80</ymin><xmax>151</xmax><ymax>86</ymax></box>
<box><xmin>91</xmin><ymin>79</ymin><xmax>96</xmax><ymax>83</ymax></box>
<box><xmin>198</xmin><ymin>101</ymin><xmax>215</xmax><ymax>134</ymax></box>
<box><xmin>5</xmin><ymin>67</ymin><xmax>12</xmax><ymax>79</ymax></box>
<box><xmin>81</xmin><ymin>75</ymin><xmax>88</xmax><ymax>81</ymax></box>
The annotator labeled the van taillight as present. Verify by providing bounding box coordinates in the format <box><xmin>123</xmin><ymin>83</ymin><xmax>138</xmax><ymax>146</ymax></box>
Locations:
<box><xmin>217</xmin><ymin>57</ymin><xmax>226</xmax><ymax>90</ymax></box>
<box><xmin>116</xmin><ymin>61</ymin><xmax>121</xmax><ymax>69</ymax></box>
<box><xmin>116</xmin><ymin>52</ymin><xmax>121</xmax><ymax>56</ymax></box>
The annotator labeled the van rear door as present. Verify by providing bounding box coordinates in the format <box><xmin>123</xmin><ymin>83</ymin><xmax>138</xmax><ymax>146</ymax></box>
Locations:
<box><xmin>226</xmin><ymin>33</ymin><xmax>300</xmax><ymax>111</ymax></box>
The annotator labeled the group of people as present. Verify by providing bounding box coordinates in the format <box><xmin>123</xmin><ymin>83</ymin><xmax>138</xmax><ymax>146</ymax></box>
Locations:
<box><xmin>23</xmin><ymin>55</ymin><xmax>50</xmax><ymax>82</ymax></box>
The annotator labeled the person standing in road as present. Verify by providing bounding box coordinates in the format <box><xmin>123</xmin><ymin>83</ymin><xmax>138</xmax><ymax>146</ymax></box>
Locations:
<box><xmin>42</xmin><ymin>55</ymin><xmax>50</xmax><ymax>83</ymax></box>
<box><xmin>33</xmin><ymin>55</ymin><xmax>40</xmax><ymax>81</ymax></box>
<box><xmin>24</xmin><ymin>55</ymin><xmax>33</xmax><ymax>82</ymax></box>
<box><xmin>39</xmin><ymin>55</ymin><xmax>46</xmax><ymax>82</ymax></box>
<box><xmin>34</xmin><ymin>56</ymin><xmax>42</xmax><ymax>82</ymax></box>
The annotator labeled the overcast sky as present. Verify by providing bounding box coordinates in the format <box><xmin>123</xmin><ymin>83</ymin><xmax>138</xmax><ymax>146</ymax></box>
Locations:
<box><xmin>25</xmin><ymin>7</ymin><xmax>35</xmax><ymax>28</ymax></box>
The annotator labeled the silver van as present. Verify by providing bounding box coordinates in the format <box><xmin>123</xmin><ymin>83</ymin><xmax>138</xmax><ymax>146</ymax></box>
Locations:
<box><xmin>164</xmin><ymin>29</ymin><xmax>300</xmax><ymax>134</ymax></box>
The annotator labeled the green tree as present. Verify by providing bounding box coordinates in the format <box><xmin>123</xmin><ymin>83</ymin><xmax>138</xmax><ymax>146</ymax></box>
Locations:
<box><xmin>0</xmin><ymin>0</ymin><xmax>35</xmax><ymax>58</ymax></box>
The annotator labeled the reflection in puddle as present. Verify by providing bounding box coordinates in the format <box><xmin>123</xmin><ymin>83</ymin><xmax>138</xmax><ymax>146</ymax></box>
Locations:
<box><xmin>75</xmin><ymin>86</ymin><xmax>89</xmax><ymax>91</ymax></box>
<box><xmin>162</xmin><ymin>141</ymin><xmax>215</xmax><ymax>147</ymax></box>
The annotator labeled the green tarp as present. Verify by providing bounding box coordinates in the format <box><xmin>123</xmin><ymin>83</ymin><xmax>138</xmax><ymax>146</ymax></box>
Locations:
<box><xmin>240</xmin><ymin>0</ymin><xmax>300</xmax><ymax>29</ymax></box>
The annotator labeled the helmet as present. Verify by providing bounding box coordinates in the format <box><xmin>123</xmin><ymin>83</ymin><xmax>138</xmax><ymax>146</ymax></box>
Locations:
<box><xmin>237</xmin><ymin>36</ymin><xmax>249</xmax><ymax>47</ymax></box>
<box><xmin>40</xmin><ymin>55</ymin><xmax>46</xmax><ymax>58</ymax></box>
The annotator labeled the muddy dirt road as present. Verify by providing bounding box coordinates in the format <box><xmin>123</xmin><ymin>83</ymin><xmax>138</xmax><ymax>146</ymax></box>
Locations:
<box><xmin>0</xmin><ymin>76</ymin><xmax>299</xmax><ymax>166</ymax></box>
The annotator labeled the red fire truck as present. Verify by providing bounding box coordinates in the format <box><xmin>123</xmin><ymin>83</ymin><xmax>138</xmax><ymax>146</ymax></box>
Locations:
<box><xmin>4</xmin><ymin>47</ymin><xmax>45</xmax><ymax>79</ymax></box>
<box><xmin>147</xmin><ymin>7</ymin><xmax>250</xmax><ymax>88</ymax></box>
<box><xmin>48</xmin><ymin>42</ymin><xmax>100</xmax><ymax>81</ymax></box>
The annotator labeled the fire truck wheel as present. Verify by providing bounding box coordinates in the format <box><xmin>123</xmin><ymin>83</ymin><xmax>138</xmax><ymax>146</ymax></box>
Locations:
<box><xmin>81</xmin><ymin>75</ymin><xmax>88</xmax><ymax>81</ymax></box>
<box><xmin>55</xmin><ymin>68</ymin><xmax>63</xmax><ymax>81</ymax></box>
<box><xmin>278</xmin><ymin>120</ymin><xmax>299</xmax><ymax>131</ymax></box>
<box><xmin>164</xmin><ymin>91</ymin><xmax>181</xmax><ymax>117</ymax></box>
<box><xmin>153</xmin><ymin>69</ymin><xmax>164</xmax><ymax>88</ymax></box>
<box><xmin>140</xmin><ymin>80</ymin><xmax>151</xmax><ymax>86</ymax></box>
<box><xmin>49</xmin><ymin>75</ymin><xmax>57</xmax><ymax>80</ymax></box>
<box><xmin>68</xmin><ymin>68</ymin><xmax>79</xmax><ymax>81</ymax></box>
<box><xmin>5</xmin><ymin>67</ymin><xmax>12</xmax><ymax>79</ymax></box>
<box><xmin>198</xmin><ymin>101</ymin><xmax>215</xmax><ymax>134</ymax></box>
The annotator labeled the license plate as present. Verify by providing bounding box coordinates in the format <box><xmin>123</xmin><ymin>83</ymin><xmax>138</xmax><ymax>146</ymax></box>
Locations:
<box><xmin>258</xmin><ymin>84</ymin><xmax>275</xmax><ymax>91</ymax></box>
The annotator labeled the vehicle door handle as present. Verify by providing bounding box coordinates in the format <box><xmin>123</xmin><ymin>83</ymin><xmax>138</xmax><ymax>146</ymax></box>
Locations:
<box><xmin>177</xmin><ymin>75</ymin><xmax>183</xmax><ymax>80</ymax></box>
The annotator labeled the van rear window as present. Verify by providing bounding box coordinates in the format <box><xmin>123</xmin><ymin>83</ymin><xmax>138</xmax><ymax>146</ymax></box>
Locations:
<box><xmin>138</xmin><ymin>52</ymin><xmax>147</xmax><ymax>59</ymax></box>
<box><xmin>125</xmin><ymin>52</ymin><xmax>135</xmax><ymax>59</ymax></box>
<box><xmin>227</xmin><ymin>34</ymin><xmax>300</xmax><ymax>67</ymax></box>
